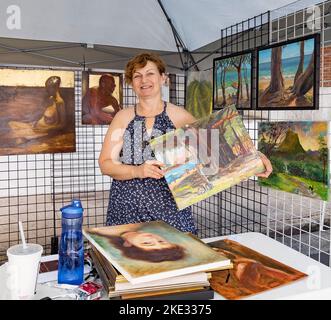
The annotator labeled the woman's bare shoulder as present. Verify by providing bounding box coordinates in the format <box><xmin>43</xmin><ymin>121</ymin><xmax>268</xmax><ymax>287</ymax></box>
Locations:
<box><xmin>166</xmin><ymin>102</ymin><xmax>196</xmax><ymax>128</ymax></box>
<box><xmin>113</xmin><ymin>107</ymin><xmax>135</xmax><ymax>126</ymax></box>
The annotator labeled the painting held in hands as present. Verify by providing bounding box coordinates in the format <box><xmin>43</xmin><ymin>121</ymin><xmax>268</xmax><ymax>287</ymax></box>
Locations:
<box><xmin>150</xmin><ymin>105</ymin><xmax>265</xmax><ymax>210</ymax></box>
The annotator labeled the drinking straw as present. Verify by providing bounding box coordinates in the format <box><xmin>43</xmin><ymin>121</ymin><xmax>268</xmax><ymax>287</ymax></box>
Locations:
<box><xmin>18</xmin><ymin>221</ymin><xmax>27</xmax><ymax>249</ymax></box>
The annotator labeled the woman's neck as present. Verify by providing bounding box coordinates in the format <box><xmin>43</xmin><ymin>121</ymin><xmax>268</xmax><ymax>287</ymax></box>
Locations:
<box><xmin>137</xmin><ymin>97</ymin><xmax>163</xmax><ymax>117</ymax></box>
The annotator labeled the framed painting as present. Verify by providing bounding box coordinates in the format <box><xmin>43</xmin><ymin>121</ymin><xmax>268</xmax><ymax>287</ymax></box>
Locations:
<box><xmin>213</xmin><ymin>50</ymin><xmax>253</xmax><ymax>110</ymax></box>
<box><xmin>0</xmin><ymin>68</ymin><xmax>75</xmax><ymax>155</ymax></box>
<box><xmin>257</xmin><ymin>33</ymin><xmax>320</xmax><ymax>110</ymax></box>
<box><xmin>82</xmin><ymin>71</ymin><xmax>123</xmax><ymax>125</ymax></box>
<box><xmin>186</xmin><ymin>70</ymin><xmax>213</xmax><ymax>119</ymax></box>
<box><xmin>258</xmin><ymin>121</ymin><xmax>329</xmax><ymax>201</ymax></box>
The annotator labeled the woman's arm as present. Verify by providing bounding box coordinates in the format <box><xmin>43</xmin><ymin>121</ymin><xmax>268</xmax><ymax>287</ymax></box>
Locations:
<box><xmin>98</xmin><ymin>110</ymin><xmax>164</xmax><ymax>180</ymax></box>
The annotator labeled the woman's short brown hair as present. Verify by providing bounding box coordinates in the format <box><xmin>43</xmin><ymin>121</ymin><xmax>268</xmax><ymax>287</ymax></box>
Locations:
<box><xmin>125</xmin><ymin>52</ymin><xmax>166</xmax><ymax>85</ymax></box>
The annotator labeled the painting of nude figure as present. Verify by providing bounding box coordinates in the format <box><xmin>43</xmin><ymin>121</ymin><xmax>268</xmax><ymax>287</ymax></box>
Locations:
<box><xmin>0</xmin><ymin>68</ymin><xmax>75</xmax><ymax>155</ymax></box>
<box><xmin>82</xmin><ymin>71</ymin><xmax>123</xmax><ymax>125</ymax></box>
<box><xmin>208</xmin><ymin>239</ymin><xmax>307</xmax><ymax>299</ymax></box>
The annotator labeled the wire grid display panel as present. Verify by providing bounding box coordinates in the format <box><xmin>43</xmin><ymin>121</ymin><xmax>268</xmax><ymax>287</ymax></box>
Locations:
<box><xmin>195</xmin><ymin>12</ymin><xmax>271</xmax><ymax>239</ymax></box>
<box><xmin>266</xmin><ymin>0</ymin><xmax>331</xmax><ymax>267</ymax></box>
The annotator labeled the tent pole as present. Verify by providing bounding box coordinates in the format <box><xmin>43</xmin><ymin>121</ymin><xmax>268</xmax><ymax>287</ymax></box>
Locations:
<box><xmin>157</xmin><ymin>0</ymin><xmax>198</xmax><ymax>72</ymax></box>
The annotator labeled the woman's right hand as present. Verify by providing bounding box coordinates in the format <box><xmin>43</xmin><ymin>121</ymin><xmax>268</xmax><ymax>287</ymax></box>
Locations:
<box><xmin>135</xmin><ymin>160</ymin><xmax>165</xmax><ymax>179</ymax></box>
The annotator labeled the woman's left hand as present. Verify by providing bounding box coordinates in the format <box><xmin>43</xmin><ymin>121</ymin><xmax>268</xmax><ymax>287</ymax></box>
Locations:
<box><xmin>255</xmin><ymin>152</ymin><xmax>273</xmax><ymax>178</ymax></box>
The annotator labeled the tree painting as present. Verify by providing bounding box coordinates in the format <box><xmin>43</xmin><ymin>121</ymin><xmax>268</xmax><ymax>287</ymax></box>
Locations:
<box><xmin>258</xmin><ymin>121</ymin><xmax>329</xmax><ymax>201</ymax></box>
<box><xmin>214</xmin><ymin>52</ymin><xmax>252</xmax><ymax>109</ymax></box>
<box><xmin>258</xmin><ymin>35</ymin><xmax>318</xmax><ymax>109</ymax></box>
<box><xmin>186</xmin><ymin>70</ymin><xmax>213</xmax><ymax>119</ymax></box>
<box><xmin>150</xmin><ymin>105</ymin><xmax>265</xmax><ymax>210</ymax></box>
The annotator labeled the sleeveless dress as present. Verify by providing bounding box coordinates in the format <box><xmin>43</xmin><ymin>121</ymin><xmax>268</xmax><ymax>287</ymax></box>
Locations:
<box><xmin>106</xmin><ymin>101</ymin><xmax>197</xmax><ymax>234</ymax></box>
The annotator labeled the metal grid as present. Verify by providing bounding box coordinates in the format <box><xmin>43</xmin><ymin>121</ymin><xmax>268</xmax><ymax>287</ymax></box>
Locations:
<box><xmin>194</xmin><ymin>12</ymin><xmax>271</xmax><ymax>239</ymax></box>
<box><xmin>267</xmin><ymin>0</ymin><xmax>331</xmax><ymax>267</ymax></box>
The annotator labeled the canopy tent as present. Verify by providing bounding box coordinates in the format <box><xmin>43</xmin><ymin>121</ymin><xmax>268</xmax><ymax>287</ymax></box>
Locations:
<box><xmin>0</xmin><ymin>0</ymin><xmax>318</xmax><ymax>72</ymax></box>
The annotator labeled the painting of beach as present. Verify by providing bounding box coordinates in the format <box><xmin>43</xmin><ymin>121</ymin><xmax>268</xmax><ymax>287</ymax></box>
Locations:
<box><xmin>150</xmin><ymin>105</ymin><xmax>265</xmax><ymax>210</ymax></box>
<box><xmin>257</xmin><ymin>34</ymin><xmax>319</xmax><ymax>110</ymax></box>
<box><xmin>258</xmin><ymin>121</ymin><xmax>329</xmax><ymax>201</ymax></box>
<box><xmin>213</xmin><ymin>51</ymin><xmax>252</xmax><ymax>110</ymax></box>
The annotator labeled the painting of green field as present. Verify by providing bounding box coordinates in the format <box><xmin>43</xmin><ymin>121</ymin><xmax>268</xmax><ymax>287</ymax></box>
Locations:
<box><xmin>150</xmin><ymin>105</ymin><xmax>265</xmax><ymax>210</ymax></box>
<box><xmin>258</xmin><ymin>121</ymin><xmax>329</xmax><ymax>201</ymax></box>
<box><xmin>186</xmin><ymin>70</ymin><xmax>213</xmax><ymax>119</ymax></box>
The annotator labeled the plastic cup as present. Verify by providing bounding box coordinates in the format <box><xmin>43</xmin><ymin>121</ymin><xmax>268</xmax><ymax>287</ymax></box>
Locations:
<box><xmin>6</xmin><ymin>243</ymin><xmax>43</xmax><ymax>300</ymax></box>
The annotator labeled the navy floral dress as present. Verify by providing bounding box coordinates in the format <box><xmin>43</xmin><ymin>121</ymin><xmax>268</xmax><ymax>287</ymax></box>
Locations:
<box><xmin>106</xmin><ymin>101</ymin><xmax>197</xmax><ymax>234</ymax></box>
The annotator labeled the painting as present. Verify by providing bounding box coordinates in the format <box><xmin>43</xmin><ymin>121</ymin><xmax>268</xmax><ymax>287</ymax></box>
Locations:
<box><xmin>186</xmin><ymin>70</ymin><xmax>213</xmax><ymax>119</ymax></box>
<box><xmin>150</xmin><ymin>105</ymin><xmax>265</xmax><ymax>210</ymax></box>
<box><xmin>258</xmin><ymin>121</ymin><xmax>329</xmax><ymax>201</ymax></box>
<box><xmin>257</xmin><ymin>34</ymin><xmax>320</xmax><ymax>110</ymax></box>
<box><xmin>208</xmin><ymin>239</ymin><xmax>307</xmax><ymax>300</ymax></box>
<box><xmin>83</xmin><ymin>221</ymin><xmax>231</xmax><ymax>284</ymax></box>
<box><xmin>0</xmin><ymin>68</ymin><xmax>75</xmax><ymax>155</ymax></box>
<box><xmin>213</xmin><ymin>51</ymin><xmax>253</xmax><ymax>110</ymax></box>
<box><xmin>82</xmin><ymin>71</ymin><xmax>123</xmax><ymax>125</ymax></box>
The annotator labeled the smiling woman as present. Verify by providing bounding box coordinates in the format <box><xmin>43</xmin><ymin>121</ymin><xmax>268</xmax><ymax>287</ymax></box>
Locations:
<box><xmin>98</xmin><ymin>52</ymin><xmax>199</xmax><ymax>234</ymax></box>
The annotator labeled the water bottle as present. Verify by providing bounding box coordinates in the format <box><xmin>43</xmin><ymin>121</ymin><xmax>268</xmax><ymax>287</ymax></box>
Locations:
<box><xmin>58</xmin><ymin>199</ymin><xmax>84</xmax><ymax>285</ymax></box>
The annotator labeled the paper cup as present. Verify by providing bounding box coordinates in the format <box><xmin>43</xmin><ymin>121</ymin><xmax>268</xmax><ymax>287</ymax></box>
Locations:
<box><xmin>6</xmin><ymin>243</ymin><xmax>43</xmax><ymax>300</ymax></box>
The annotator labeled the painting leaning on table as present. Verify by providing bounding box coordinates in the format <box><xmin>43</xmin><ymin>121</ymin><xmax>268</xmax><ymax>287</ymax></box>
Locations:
<box><xmin>258</xmin><ymin>121</ymin><xmax>329</xmax><ymax>201</ymax></box>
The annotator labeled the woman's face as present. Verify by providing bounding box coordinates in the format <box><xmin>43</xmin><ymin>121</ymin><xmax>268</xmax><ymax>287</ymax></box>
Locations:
<box><xmin>122</xmin><ymin>231</ymin><xmax>175</xmax><ymax>251</ymax></box>
<box><xmin>131</xmin><ymin>61</ymin><xmax>165</xmax><ymax>99</ymax></box>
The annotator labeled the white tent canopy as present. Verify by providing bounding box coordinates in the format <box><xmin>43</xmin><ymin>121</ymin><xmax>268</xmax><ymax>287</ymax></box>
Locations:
<box><xmin>0</xmin><ymin>0</ymin><xmax>319</xmax><ymax>71</ymax></box>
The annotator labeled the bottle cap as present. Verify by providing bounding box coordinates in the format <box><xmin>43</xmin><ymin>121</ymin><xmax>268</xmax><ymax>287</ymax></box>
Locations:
<box><xmin>61</xmin><ymin>199</ymin><xmax>83</xmax><ymax>219</ymax></box>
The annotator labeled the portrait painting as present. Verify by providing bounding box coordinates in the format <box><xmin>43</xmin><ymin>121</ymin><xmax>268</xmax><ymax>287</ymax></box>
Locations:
<box><xmin>83</xmin><ymin>221</ymin><xmax>230</xmax><ymax>284</ymax></box>
<box><xmin>0</xmin><ymin>68</ymin><xmax>75</xmax><ymax>155</ymax></box>
<box><xmin>82</xmin><ymin>71</ymin><xmax>123</xmax><ymax>125</ymax></box>
<box><xmin>213</xmin><ymin>51</ymin><xmax>253</xmax><ymax>110</ymax></box>
<box><xmin>258</xmin><ymin>121</ymin><xmax>329</xmax><ymax>201</ymax></box>
<box><xmin>257</xmin><ymin>34</ymin><xmax>320</xmax><ymax>110</ymax></box>
<box><xmin>208</xmin><ymin>239</ymin><xmax>307</xmax><ymax>299</ymax></box>
<box><xmin>186</xmin><ymin>70</ymin><xmax>213</xmax><ymax>119</ymax></box>
<box><xmin>150</xmin><ymin>105</ymin><xmax>265</xmax><ymax>210</ymax></box>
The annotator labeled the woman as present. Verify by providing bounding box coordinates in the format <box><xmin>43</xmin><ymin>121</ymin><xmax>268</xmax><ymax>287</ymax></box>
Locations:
<box><xmin>99</xmin><ymin>52</ymin><xmax>272</xmax><ymax>234</ymax></box>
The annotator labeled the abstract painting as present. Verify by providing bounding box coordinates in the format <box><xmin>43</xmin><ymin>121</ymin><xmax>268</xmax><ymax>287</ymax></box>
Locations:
<box><xmin>150</xmin><ymin>105</ymin><xmax>265</xmax><ymax>210</ymax></box>
<box><xmin>208</xmin><ymin>239</ymin><xmax>307</xmax><ymax>300</ymax></box>
<box><xmin>0</xmin><ymin>68</ymin><xmax>75</xmax><ymax>155</ymax></box>
<box><xmin>83</xmin><ymin>221</ymin><xmax>231</xmax><ymax>284</ymax></box>
<box><xmin>186</xmin><ymin>70</ymin><xmax>213</xmax><ymax>119</ymax></box>
<box><xmin>82</xmin><ymin>71</ymin><xmax>123</xmax><ymax>125</ymax></box>
<box><xmin>257</xmin><ymin>34</ymin><xmax>320</xmax><ymax>110</ymax></box>
<box><xmin>213</xmin><ymin>51</ymin><xmax>253</xmax><ymax>110</ymax></box>
<box><xmin>258</xmin><ymin>121</ymin><xmax>329</xmax><ymax>201</ymax></box>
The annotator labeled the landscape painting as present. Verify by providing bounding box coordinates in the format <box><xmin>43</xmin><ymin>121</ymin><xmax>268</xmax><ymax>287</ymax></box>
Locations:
<box><xmin>257</xmin><ymin>34</ymin><xmax>320</xmax><ymax>110</ymax></box>
<box><xmin>186</xmin><ymin>70</ymin><xmax>213</xmax><ymax>119</ymax></box>
<box><xmin>150</xmin><ymin>105</ymin><xmax>265</xmax><ymax>210</ymax></box>
<box><xmin>258</xmin><ymin>121</ymin><xmax>329</xmax><ymax>201</ymax></box>
<box><xmin>82</xmin><ymin>71</ymin><xmax>123</xmax><ymax>125</ymax></box>
<box><xmin>213</xmin><ymin>51</ymin><xmax>252</xmax><ymax>110</ymax></box>
<box><xmin>0</xmin><ymin>68</ymin><xmax>75</xmax><ymax>155</ymax></box>
<box><xmin>83</xmin><ymin>221</ymin><xmax>230</xmax><ymax>284</ymax></box>
<box><xmin>208</xmin><ymin>239</ymin><xmax>307</xmax><ymax>300</ymax></box>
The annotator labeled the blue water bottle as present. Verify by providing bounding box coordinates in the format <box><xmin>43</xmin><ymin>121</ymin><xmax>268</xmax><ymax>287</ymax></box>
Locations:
<box><xmin>58</xmin><ymin>199</ymin><xmax>84</xmax><ymax>285</ymax></box>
